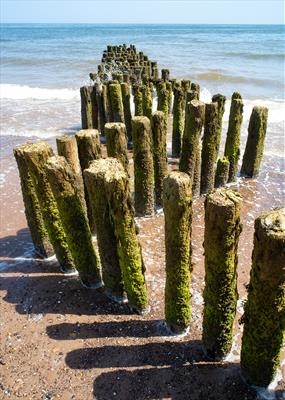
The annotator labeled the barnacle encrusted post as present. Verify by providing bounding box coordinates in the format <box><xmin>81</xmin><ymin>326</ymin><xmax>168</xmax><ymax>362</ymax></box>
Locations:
<box><xmin>202</xmin><ymin>189</ymin><xmax>242</xmax><ymax>360</ymax></box>
<box><xmin>240</xmin><ymin>208</ymin><xmax>285</xmax><ymax>387</ymax></box>
<box><xmin>105</xmin><ymin>122</ymin><xmax>129</xmax><ymax>172</ymax></box>
<box><xmin>224</xmin><ymin>92</ymin><xmax>243</xmax><ymax>182</ymax></box>
<box><xmin>132</xmin><ymin>116</ymin><xmax>155</xmax><ymax>216</ymax></box>
<box><xmin>152</xmin><ymin>111</ymin><xmax>168</xmax><ymax>207</ymax></box>
<box><xmin>21</xmin><ymin>142</ymin><xmax>75</xmax><ymax>274</ymax></box>
<box><xmin>163</xmin><ymin>171</ymin><xmax>192</xmax><ymax>334</ymax></box>
<box><xmin>104</xmin><ymin>158</ymin><xmax>148</xmax><ymax>314</ymax></box>
<box><xmin>240</xmin><ymin>106</ymin><xmax>268</xmax><ymax>178</ymax></box>
<box><xmin>212</xmin><ymin>93</ymin><xmax>226</xmax><ymax>156</ymax></box>
<box><xmin>108</xmin><ymin>82</ymin><xmax>125</xmax><ymax>123</ymax></box>
<box><xmin>214</xmin><ymin>156</ymin><xmax>230</xmax><ymax>188</ymax></box>
<box><xmin>46</xmin><ymin>156</ymin><xmax>102</xmax><ymax>288</ymax></box>
<box><xmin>133</xmin><ymin>84</ymin><xmax>143</xmax><ymax>116</ymax></box>
<box><xmin>84</xmin><ymin>159</ymin><xmax>124</xmax><ymax>300</ymax></box>
<box><xmin>80</xmin><ymin>85</ymin><xmax>98</xmax><ymax>129</ymax></box>
<box><xmin>75</xmin><ymin>129</ymin><xmax>102</xmax><ymax>232</ymax></box>
<box><xmin>142</xmin><ymin>84</ymin><xmax>153</xmax><ymax>121</ymax></box>
<box><xmin>13</xmin><ymin>146</ymin><xmax>54</xmax><ymax>258</ymax></box>
<box><xmin>121</xmin><ymin>82</ymin><xmax>132</xmax><ymax>143</ymax></box>
<box><xmin>200</xmin><ymin>102</ymin><xmax>219</xmax><ymax>195</ymax></box>
<box><xmin>156</xmin><ymin>81</ymin><xmax>169</xmax><ymax>131</ymax></box>
<box><xmin>172</xmin><ymin>86</ymin><xmax>184</xmax><ymax>157</ymax></box>
<box><xmin>179</xmin><ymin>100</ymin><xmax>205</xmax><ymax>193</ymax></box>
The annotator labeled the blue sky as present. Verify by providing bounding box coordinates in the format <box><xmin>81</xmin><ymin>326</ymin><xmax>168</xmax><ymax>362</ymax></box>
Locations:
<box><xmin>1</xmin><ymin>0</ymin><xmax>284</xmax><ymax>24</ymax></box>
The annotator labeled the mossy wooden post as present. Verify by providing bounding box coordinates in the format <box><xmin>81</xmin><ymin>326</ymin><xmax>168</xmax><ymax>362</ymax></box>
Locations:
<box><xmin>179</xmin><ymin>100</ymin><xmax>205</xmax><ymax>185</ymax></box>
<box><xmin>166</xmin><ymin>81</ymin><xmax>173</xmax><ymax>115</ymax></box>
<box><xmin>105</xmin><ymin>122</ymin><xmax>129</xmax><ymax>172</ymax></box>
<box><xmin>190</xmin><ymin>83</ymin><xmax>200</xmax><ymax>99</ymax></box>
<box><xmin>108</xmin><ymin>82</ymin><xmax>125</xmax><ymax>123</ymax></box>
<box><xmin>152</xmin><ymin>111</ymin><xmax>168</xmax><ymax>207</ymax></box>
<box><xmin>203</xmin><ymin>189</ymin><xmax>242</xmax><ymax>359</ymax></box>
<box><xmin>13</xmin><ymin>147</ymin><xmax>54</xmax><ymax>258</ymax></box>
<box><xmin>104</xmin><ymin>158</ymin><xmax>148</xmax><ymax>314</ymax></box>
<box><xmin>96</xmin><ymin>83</ymin><xmax>107</xmax><ymax>135</ymax></box>
<box><xmin>142</xmin><ymin>84</ymin><xmax>153</xmax><ymax>121</ymax></box>
<box><xmin>157</xmin><ymin>82</ymin><xmax>169</xmax><ymax>131</ymax></box>
<box><xmin>133</xmin><ymin>84</ymin><xmax>143</xmax><ymax>116</ymax></box>
<box><xmin>240</xmin><ymin>106</ymin><xmax>268</xmax><ymax>178</ymax></box>
<box><xmin>163</xmin><ymin>171</ymin><xmax>192</xmax><ymax>334</ymax></box>
<box><xmin>46</xmin><ymin>156</ymin><xmax>102</xmax><ymax>288</ymax></box>
<box><xmin>75</xmin><ymin>129</ymin><xmax>102</xmax><ymax>232</ymax></box>
<box><xmin>80</xmin><ymin>86</ymin><xmax>98</xmax><ymax>129</ymax></box>
<box><xmin>21</xmin><ymin>142</ymin><xmax>75</xmax><ymax>274</ymax></box>
<box><xmin>84</xmin><ymin>159</ymin><xmax>124</xmax><ymax>300</ymax></box>
<box><xmin>132</xmin><ymin>116</ymin><xmax>154</xmax><ymax>216</ymax></box>
<box><xmin>161</xmin><ymin>69</ymin><xmax>170</xmax><ymax>81</ymax></box>
<box><xmin>200</xmin><ymin>102</ymin><xmax>219</xmax><ymax>195</ymax></box>
<box><xmin>214</xmin><ymin>156</ymin><xmax>230</xmax><ymax>188</ymax></box>
<box><xmin>121</xmin><ymin>82</ymin><xmax>132</xmax><ymax>142</ymax></box>
<box><xmin>224</xmin><ymin>92</ymin><xmax>244</xmax><ymax>182</ymax></box>
<box><xmin>240</xmin><ymin>208</ymin><xmax>285</xmax><ymax>387</ymax></box>
<box><xmin>212</xmin><ymin>94</ymin><xmax>226</xmax><ymax>157</ymax></box>
<box><xmin>172</xmin><ymin>86</ymin><xmax>184</xmax><ymax>157</ymax></box>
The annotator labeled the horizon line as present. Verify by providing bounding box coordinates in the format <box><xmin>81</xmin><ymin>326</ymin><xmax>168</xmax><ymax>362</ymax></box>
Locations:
<box><xmin>1</xmin><ymin>22</ymin><xmax>284</xmax><ymax>25</ymax></box>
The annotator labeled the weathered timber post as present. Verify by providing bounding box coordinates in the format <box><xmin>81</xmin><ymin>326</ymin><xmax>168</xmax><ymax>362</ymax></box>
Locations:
<box><xmin>157</xmin><ymin>83</ymin><xmax>169</xmax><ymax>132</ymax></box>
<box><xmin>46</xmin><ymin>156</ymin><xmax>102</xmax><ymax>288</ymax></box>
<box><xmin>212</xmin><ymin>94</ymin><xmax>226</xmax><ymax>157</ymax></box>
<box><xmin>166</xmin><ymin>81</ymin><xmax>173</xmax><ymax>115</ymax></box>
<box><xmin>133</xmin><ymin>84</ymin><xmax>143</xmax><ymax>116</ymax></box>
<box><xmin>80</xmin><ymin>86</ymin><xmax>98</xmax><ymax>129</ymax></box>
<box><xmin>142</xmin><ymin>84</ymin><xmax>153</xmax><ymax>121</ymax></box>
<box><xmin>240</xmin><ymin>208</ymin><xmax>285</xmax><ymax>386</ymax></box>
<box><xmin>190</xmin><ymin>83</ymin><xmax>200</xmax><ymax>99</ymax></box>
<box><xmin>75</xmin><ymin>129</ymin><xmax>102</xmax><ymax>232</ymax></box>
<box><xmin>214</xmin><ymin>156</ymin><xmax>230</xmax><ymax>188</ymax></box>
<box><xmin>224</xmin><ymin>92</ymin><xmax>244</xmax><ymax>182</ymax></box>
<box><xmin>105</xmin><ymin>122</ymin><xmax>129</xmax><ymax>172</ymax></box>
<box><xmin>240</xmin><ymin>106</ymin><xmax>268</xmax><ymax>178</ymax></box>
<box><xmin>200</xmin><ymin>102</ymin><xmax>219</xmax><ymax>195</ymax></box>
<box><xmin>104</xmin><ymin>158</ymin><xmax>149</xmax><ymax>314</ymax></box>
<box><xmin>179</xmin><ymin>100</ymin><xmax>205</xmax><ymax>186</ymax></box>
<box><xmin>102</xmin><ymin>83</ymin><xmax>112</xmax><ymax>124</ymax></box>
<box><xmin>21</xmin><ymin>142</ymin><xmax>75</xmax><ymax>274</ymax></box>
<box><xmin>172</xmin><ymin>86</ymin><xmax>184</xmax><ymax>157</ymax></box>
<box><xmin>108</xmin><ymin>82</ymin><xmax>125</xmax><ymax>123</ymax></box>
<box><xmin>13</xmin><ymin>147</ymin><xmax>54</xmax><ymax>258</ymax></box>
<box><xmin>152</xmin><ymin>111</ymin><xmax>168</xmax><ymax>207</ymax></box>
<box><xmin>161</xmin><ymin>69</ymin><xmax>170</xmax><ymax>81</ymax></box>
<box><xmin>202</xmin><ymin>189</ymin><xmax>242</xmax><ymax>359</ymax></box>
<box><xmin>84</xmin><ymin>159</ymin><xmax>124</xmax><ymax>300</ymax></box>
<box><xmin>132</xmin><ymin>116</ymin><xmax>155</xmax><ymax>216</ymax></box>
<box><xmin>121</xmin><ymin>82</ymin><xmax>132</xmax><ymax>143</ymax></box>
<box><xmin>96</xmin><ymin>83</ymin><xmax>107</xmax><ymax>135</ymax></box>
<box><xmin>163</xmin><ymin>171</ymin><xmax>192</xmax><ymax>333</ymax></box>
<box><xmin>186</xmin><ymin>89</ymin><xmax>199</xmax><ymax>103</ymax></box>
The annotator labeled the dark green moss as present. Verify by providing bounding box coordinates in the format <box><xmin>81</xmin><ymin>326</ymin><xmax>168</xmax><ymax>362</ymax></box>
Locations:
<box><xmin>142</xmin><ymin>84</ymin><xmax>153</xmax><ymax>121</ymax></box>
<box><xmin>133</xmin><ymin>84</ymin><xmax>143</xmax><ymax>116</ymax></box>
<box><xmin>214</xmin><ymin>156</ymin><xmax>230</xmax><ymax>188</ymax></box>
<box><xmin>105</xmin><ymin>122</ymin><xmax>129</xmax><ymax>173</ymax></box>
<box><xmin>212</xmin><ymin>94</ymin><xmax>226</xmax><ymax>157</ymax></box>
<box><xmin>121</xmin><ymin>82</ymin><xmax>133</xmax><ymax>142</ymax></box>
<box><xmin>108</xmin><ymin>83</ymin><xmax>125</xmax><ymax>123</ymax></box>
<box><xmin>172</xmin><ymin>87</ymin><xmax>184</xmax><ymax>157</ymax></box>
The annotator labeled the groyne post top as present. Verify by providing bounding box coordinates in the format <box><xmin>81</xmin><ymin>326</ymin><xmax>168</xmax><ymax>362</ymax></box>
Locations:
<box><xmin>56</xmin><ymin>135</ymin><xmax>82</xmax><ymax>175</ymax></box>
<box><xmin>104</xmin><ymin>122</ymin><xmax>129</xmax><ymax>172</ymax></box>
<box><xmin>75</xmin><ymin>129</ymin><xmax>102</xmax><ymax>169</ymax></box>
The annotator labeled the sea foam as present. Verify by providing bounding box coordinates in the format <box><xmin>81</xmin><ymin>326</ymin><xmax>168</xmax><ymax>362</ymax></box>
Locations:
<box><xmin>0</xmin><ymin>83</ymin><xmax>79</xmax><ymax>100</ymax></box>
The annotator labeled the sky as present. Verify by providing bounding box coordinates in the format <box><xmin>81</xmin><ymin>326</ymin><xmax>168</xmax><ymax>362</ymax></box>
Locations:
<box><xmin>1</xmin><ymin>0</ymin><xmax>284</xmax><ymax>24</ymax></box>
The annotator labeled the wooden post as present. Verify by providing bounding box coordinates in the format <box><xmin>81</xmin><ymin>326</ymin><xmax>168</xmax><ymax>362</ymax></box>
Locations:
<box><xmin>163</xmin><ymin>171</ymin><xmax>192</xmax><ymax>333</ymax></box>
<box><xmin>84</xmin><ymin>159</ymin><xmax>124</xmax><ymax>301</ymax></box>
<box><xmin>203</xmin><ymin>189</ymin><xmax>242</xmax><ymax>359</ymax></box>
<box><xmin>108</xmin><ymin>82</ymin><xmax>125</xmax><ymax>123</ymax></box>
<box><xmin>156</xmin><ymin>82</ymin><xmax>169</xmax><ymax>131</ymax></box>
<box><xmin>214</xmin><ymin>156</ymin><xmax>230</xmax><ymax>188</ymax></box>
<box><xmin>179</xmin><ymin>100</ymin><xmax>205</xmax><ymax>186</ymax></box>
<box><xmin>132</xmin><ymin>116</ymin><xmax>155</xmax><ymax>216</ymax></box>
<box><xmin>46</xmin><ymin>156</ymin><xmax>102</xmax><ymax>288</ymax></box>
<box><xmin>152</xmin><ymin>111</ymin><xmax>168</xmax><ymax>207</ymax></box>
<box><xmin>224</xmin><ymin>92</ymin><xmax>244</xmax><ymax>182</ymax></box>
<box><xmin>21</xmin><ymin>142</ymin><xmax>76</xmax><ymax>274</ymax></box>
<box><xmin>104</xmin><ymin>158</ymin><xmax>149</xmax><ymax>314</ymax></box>
<box><xmin>133</xmin><ymin>84</ymin><xmax>143</xmax><ymax>116</ymax></box>
<box><xmin>80</xmin><ymin>86</ymin><xmax>98</xmax><ymax>129</ymax></box>
<box><xmin>120</xmin><ymin>82</ymin><xmax>132</xmax><ymax>143</ymax></box>
<box><xmin>240</xmin><ymin>106</ymin><xmax>268</xmax><ymax>178</ymax></box>
<box><xmin>142</xmin><ymin>84</ymin><xmax>153</xmax><ymax>121</ymax></box>
<box><xmin>105</xmin><ymin>122</ymin><xmax>129</xmax><ymax>172</ymax></box>
<box><xmin>241</xmin><ymin>208</ymin><xmax>285</xmax><ymax>386</ymax></box>
<box><xmin>200</xmin><ymin>102</ymin><xmax>219</xmax><ymax>195</ymax></box>
<box><xmin>212</xmin><ymin>94</ymin><xmax>226</xmax><ymax>157</ymax></box>
<box><xmin>161</xmin><ymin>69</ymin><xmax>170</xmax><ymax>81</ymax></box>
<box><xmin>13</xmin><ymin>146</ymin><xmax>54</xmax><ymax>258</ymax></box>
<box><xmin>190</xmin><ymin>83</ymin><xmax>200</xmax><ymax>99</ymax></box>
<box><xmin>172</xmin><ymin>86</ymin><xmax>184</xmax><ymax>157</ymax></box>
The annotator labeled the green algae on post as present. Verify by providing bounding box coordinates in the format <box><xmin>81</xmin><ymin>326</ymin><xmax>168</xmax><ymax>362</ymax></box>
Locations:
<box><xmin>214</xmin><ymin>156</ymin><xmax>230</xmax><ymax>188</ymax></box>
<box><xmin>142</xmin><ymin>84</ymin><xmax>153</xmax><ymax>122</ymax></box>
<box><xmin>163</xmin><ymin>171</ymin><xmax>192</xmax><ymax>334</ymax></box>
<box><xmin>13</xmin><ymin>146</ymin><xmax>54</xmax><ymax>258</ymax></box>
<box><xmin>133</xmin><ymin>84</ymin><xmax>143</xmax><ymax>116</ymax></box>
<box><xmin>172</xmin><ymin>86</ymin><xmax>184</xmax><ymax>157</ymax></box>
<box><xmin>200</xmin><ymin>102</ymin><xmax>219</xmax><ymax>195</ymax></box>
<box><xmin>152</xmin><ymin>111</ymin><xmax>168</xmax><ymax>207</ymax></box>
<box><xmin>120</xmin><ymin>82</ymin><xmax>132</xmax><ymax>142</ymax></box>
<box><xmin>80</xmin><ymin>86</ymin><xmax>98</xmax><ymax>129</ymax></box>
<box><xmin>202</xmin><ymin>189</ymin><xmax>242</xmax><ymax>360</ymax></box>
<box><xmin>104</xmin><ymin>158</ymin><xmax>148</xmax><ymax>314</ymax></box>
<box><xmin>105</xmin><ymin>122</ymin><xmax>129</xmax><ymax>172</ymax></box>
<box><xmin>22</xmin><ymin>142</ymin><xmax>75</xmax><ymax>274</ymax></box>
<box><xmin>224</xmin><ymin>92</ymin><xmax>243</xmax><ymax>182</ymax></box>
<box><xmin>212</xmin><ymin>93</ymin><xmax>226</xmax><ymax>157</ymax></box>
<box><xmin>46</xmin><ymin>156</ymin><xmax>102</xmax><ymax>288</ymax></box>
<box><xmin>240</xmin><ymin>106</ymin><xmax>268</xmax><ymax>178</ymax></box>
<box><xmin>156</xmin><ymin>81</ymin><xmax>169</xmax><ymax>131</ymax></box>
<box><xmin>132</xmin><ymin>116</ymin><xmax>155</xmax><ymax>216</ymax></box>
<box><xmin>240</xmin><ymin>208</ymin><xmax>285</xmax><ymax>387</ymax></box>
<box><xmin>84</xmin><ymin>159</ymin><xmax>125</xmax><ymax>300</ymax></box>
<box><xmin>108</xmin><ymin>82</ymin><xmax>125</xmax><ymax>123</ymax></box>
